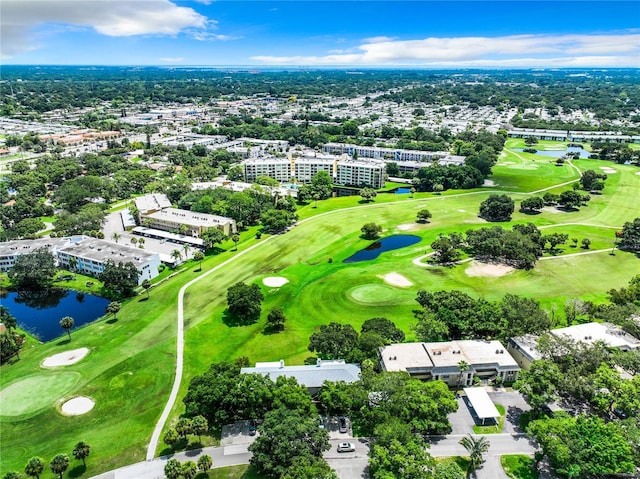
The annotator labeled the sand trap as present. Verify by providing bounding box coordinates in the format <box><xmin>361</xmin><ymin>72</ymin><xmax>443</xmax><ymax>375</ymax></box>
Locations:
<box><xmin>600</xmin><ymin>167</ymin><xmax>616</xmax><ymax>174</ymax></box>
<box><xmin>497</xmin><ymin>162</ymin><xmax>514</xmax><ymax>166</ymax></box>
<box><xmin>397</xmin><ymin>223</ymin><xmax>417</xmax><ymax>231</ymax></box>
<box><xmin>465</xmin><ymin>261</ymin><xmax>515</xmax><ymax>278</ymax></box>
<box><xmin>483</xmin><ymin>179</ymin><xmax>496</xmax><ymax>187</ymax></box>
<box><xmin>262</xmin><ymin>277</ymin><xmax>289</xmax><ymax>287</ymax></box>
<box><xmin>61</xmin><ymin>396</ymin><xmax>94</xmax><ymax>416</ymax></box>
<box><xmin>636</xmin><ymin>172</ymin><xmax>640</xmax><ymax>176</ymax></box>
<box><xmin>380</xmin><ymin>272</ymin><xmax>413</xmax><ymax>287</ymax></box>
<box><xmin>42</xmin><ymin>348</ymin><xmax>89</xmax><ymax>368</ymax></box>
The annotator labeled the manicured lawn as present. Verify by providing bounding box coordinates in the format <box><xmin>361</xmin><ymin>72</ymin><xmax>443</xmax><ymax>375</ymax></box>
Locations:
<box><xmin>207</xmin><ymin>464</ymin><xmax>263</xmax><ymax>478</ymax></box>
<box><xmin>473</xmin><ymin>404</ymin><xmax>506</xmax><ymax>434</ymax></box>
<box><xmin>2</xmin><ymin>141</ymin><xmax>639</xmax><ymax>476</ymax></box>
<box><xmin>501</xmin><ymin>454</ymin><xmax>539</xmax><ymax>479</ymax></box>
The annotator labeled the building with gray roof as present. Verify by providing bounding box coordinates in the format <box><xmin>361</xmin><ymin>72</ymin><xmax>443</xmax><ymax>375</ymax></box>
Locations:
<box><xmin>241</xmin><ymin>359</ymin><xmax>361</xmax><ymax>395</ymax></box>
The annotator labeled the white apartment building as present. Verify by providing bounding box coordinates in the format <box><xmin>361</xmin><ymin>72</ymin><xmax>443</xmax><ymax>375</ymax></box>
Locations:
<box><xmin>380</xmin><ymin>340</ymin><xmax>520</xmax><ymax>386</ymax></box>
<box><xmin>0</xmin><ymin>236</ymin><xmax>161</xmax><ymax>285</ymax></box>
<box><xmin>242</xmin><ymin>154</ymin><xmax>386</xmax><ymax>188</ymax></box>
<box><xmin>323</xmin><ymin>142</ymin><xmax>449</xmax><ymax>162</ymax></box>
<box><xmin>134</xmin><ymin>194</ymin><xmax>237</xmax><ymax>237</ymax></box>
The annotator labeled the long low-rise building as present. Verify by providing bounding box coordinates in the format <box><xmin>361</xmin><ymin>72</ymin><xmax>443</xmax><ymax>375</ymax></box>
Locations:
<box><xmin>507</xmin><ymin>128</ymin><xmax>640</xmax><ymax>144</ymax></box>
<box><xmin>380</xmin><ymin>340</ymin><xmax>520</xmax><ymax>387</ymax></box>
<box><xmin>134</xmin><ymin>193</ymin><xmax>236</xmax><ymax>237</ymax></box>
<box><xmin>323</xmin><ymin>142</ymin><xmax>451</xmax><ymax>162</ymax></box>
<box><xmin>507</xmin><ymin>322</ymin><xmax>640</xmax><ymax>369</ymax></box>
<box><xmin>241</xmin><ymin>359</ymin><xmax>361</xmax><ymax>396</ymax></box>
<box><xmin>0</xmin><ymin>236</ymin><xmax>160</xmax><ymax>285</ymax></box>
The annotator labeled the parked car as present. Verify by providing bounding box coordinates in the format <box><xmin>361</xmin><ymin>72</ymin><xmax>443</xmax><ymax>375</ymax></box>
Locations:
<box><xmin>337</xmin><ymin>442</ymin><xmax>355</xmax><ymax>453</ymax></box>
<box><xmin>338</xmin><ymin>416</ymin><xmax>348</xmax><ymax>433</ymax></box>
<box><xmin>248</xmin><ymin>419</ymin><xmax>257</xmax><ymax>436</ymax></box>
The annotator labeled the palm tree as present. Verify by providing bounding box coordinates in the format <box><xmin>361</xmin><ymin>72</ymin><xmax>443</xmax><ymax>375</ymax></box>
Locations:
<box><xmin>457</xmin><ymin>360</ymin><xmax>470</xmax><ymax>389</ymax></box>
<box><xmin>164</xmin><ymin>459</ymin><xmax>182</xmax><ymax>479</ymax></box>
<box><xmin>137</xmin><ymin>237</ymin><xmax>145</xmax><ymax>249</ymax></box>
<box><xmin>182</xmin><ymin>461</ymin><xmax>198</xmax><ymax>479</ymax></box>
<box><xmin>182</xmin><ymin>243</ymin><xmax>191</xmax><ymax>259</ymax></box>
<box><xmin>459</xmin><ymin>434</ymin><xmax>490</xmax><ymax>474</ymax></box>
<box><xmin>170</xmin><ymin>249</ymin><xmax>182</xmax><ymax>265</ymax></box>
<box><xmin>111</xmin><ymin>232</ymin><xmax>122</xmax><ymax>243</ymax></box>
<box><xmin>179</xmin><ymin>224</ymin><xmax>189</xmax><ymax>236</ymax></box>
<box><xmin>130</xmin><ymin>237</ymin><xmax>138</xmax><ymax>247</ymax></box>
<box><xmin>0</xmin><ymin>305</ymin><xmax>17</xmax><ymax>330</ymax></box>
<box><xmin>59</xmin><ymin>316</ymin><xmax>74</xmax><ymax>340</ymax></box>
<box><xmin>25</xmin><ymin>457</ymin><xmax>44</xmax><ymax>479</ymax></box>
<box><xmin>49</xmin><ymin>454</ymin><xmax>69</xmax><ymax>479</ymax></box>
<box><xmin>191</xmin><ymin>415</ymin><xmax>208</xmax><ymax>443</ymax></box>
<box><xmin>231</xmin><ymin>233</ymin><xmax>240</xmax><ymax>251</ymax></box>
<box><xmin>141</xmin><ymin>279</ymin><xmax>152</xmax><ymax>299</ymax></box>
<box><xmin>72</xmin><ymin>441</ymin><xmax>91</xmax><ymax>466</ymax></box>
<box><xmin>197</xmin><ymin>455</ymin><xmax>213</xmax><ymax>474</ymax></box>
<box><xmin>106</xmin><ymin>301</ymin><xmax>121</xmax><ymax>320</ymax></box>
<box><xmin>193</xmin><ymin>251</ymin><xmax>205</xmax><ymax>271</ymax></box>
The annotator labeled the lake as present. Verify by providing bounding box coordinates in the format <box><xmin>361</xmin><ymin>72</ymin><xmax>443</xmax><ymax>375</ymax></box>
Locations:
<box><xmin>343</xmin><ymin>235</ymin><xmax>421</xmax><ymax>263</ymax></box>
<box><xmin>1</xmin><ymin>289</ymin><xmax>110</xmax><ymax>342</ymax></box>
<box><xmin>515</xmin><ymin>146</ymin><xmax>591</xmax><ymax>159</ymax></box>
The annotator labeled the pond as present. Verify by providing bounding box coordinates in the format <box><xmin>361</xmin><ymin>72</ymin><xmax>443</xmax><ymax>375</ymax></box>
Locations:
<box><xmin>1</xmin><ymin>289</ymin><xmax>110</xmax><ymax>342</ymax></box>
<box><xmin>395</xmin><ymin>187</ymin><xmax>411</xmax><ymax>195</ymax></box>
<box><xmin>515</xmin><ymin>146</ymin><xmax>591</xmax><ymax>159</ymax></box>
<box><xmin>343</xmin><ymin>235</ymin><xmax>421</xmax><ymax>263</ymax></box>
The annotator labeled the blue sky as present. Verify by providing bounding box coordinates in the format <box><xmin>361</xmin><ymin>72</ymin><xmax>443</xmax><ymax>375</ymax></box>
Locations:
<box><xmin>2</xmin><ymin>1</ymin><xmax>639</xmax><ymax>67</ymax></box>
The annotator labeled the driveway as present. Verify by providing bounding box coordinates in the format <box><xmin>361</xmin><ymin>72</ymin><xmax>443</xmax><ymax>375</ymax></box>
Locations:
<box><xmin>488</xmin><ymin>390</ymin><xmax>531</xmax><ymax>434</ymax></box>
<box><xmin>325</xmin><ymin>438</ymin><xmax>369</xmax><ymax>479</ymax></box>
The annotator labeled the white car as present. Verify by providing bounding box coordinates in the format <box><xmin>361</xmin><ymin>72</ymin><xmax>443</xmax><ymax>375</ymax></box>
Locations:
<box><xmin>337</xmin><ymin>442</ymin><xmax>355</xmax><ymax>453</ymax></box>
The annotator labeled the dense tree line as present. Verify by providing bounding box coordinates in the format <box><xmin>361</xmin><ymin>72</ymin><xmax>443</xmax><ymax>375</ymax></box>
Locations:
<box><xmin>431</xmin><ymin>223</ymin><xmax>545</xmax><ymax>269</ymax></box>
<box><xmin>413</xmin><ymin>290</ymin><xmax>550</xmax><ymax>343</ymax></box>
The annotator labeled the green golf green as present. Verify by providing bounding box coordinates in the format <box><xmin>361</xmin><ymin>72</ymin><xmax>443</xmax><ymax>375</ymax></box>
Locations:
<box><xmin>349</xmin><ymin>284</ymin><xmax>402</xmax><ymax>304</ymax></box>
<box><xmin>0</xmin><ymin>372</ymin><xmax>81</xmax><ymax>417</ymax></box>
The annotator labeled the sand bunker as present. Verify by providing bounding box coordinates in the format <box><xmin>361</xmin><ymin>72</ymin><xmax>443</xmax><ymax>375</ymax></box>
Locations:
<box><xmin>397</xmin><ymin>223</ymin><xmax>417</xmax><ymax>231</ymax></box>
<box><xmin>262</xmin><ymin>277</ymin><xmax>289</xmax><ymax>287</ymax></box>
<box><xmin>42</xmin><ymin>348</ymin><xmax>89</xmax><ymax>368</ymax></box>
<box><xmin>600</xmin><ymin>167</ymin><xmax>617</xmax><ymax>174</ymax></box>
<box><xmin>465</xmin><ymin>261</ymin><xmax>515</xmax><ymax>278</ymax></box>
<box><xmin>483</xmin><ymin>179</ymin><xmax>496</xmax><ymax>187</ymax></box>
<box><xmin>380</xmin><ymin>272</ymin><xmax>413</xmax><ymax>287</ymax></box>
<box><xmin>61</xmin><ymin>396</ymin><xmax>94</xmax><ymax>416</ymax></box>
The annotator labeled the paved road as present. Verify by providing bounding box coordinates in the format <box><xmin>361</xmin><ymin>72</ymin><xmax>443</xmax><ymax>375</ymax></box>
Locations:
<box><xmin>428</xmin><ymin>433</ymin><xmax>537</xmax><ymax>457</ymax></box>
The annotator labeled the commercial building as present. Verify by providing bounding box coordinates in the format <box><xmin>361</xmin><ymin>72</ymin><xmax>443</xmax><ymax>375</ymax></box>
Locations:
<box><xmin>241</xmin><ymin>359</ymin><xmax>361</xmax><ymax>396</ymax></box>
<box><xmin>507</xmin><ymin>322</ymin><xmax>640</xmax><ymax>370</ymax></box>
<box><xmin>380</xmin><ymin>340</ymin><xmax>520</xmax><ymax>387</ymax></box>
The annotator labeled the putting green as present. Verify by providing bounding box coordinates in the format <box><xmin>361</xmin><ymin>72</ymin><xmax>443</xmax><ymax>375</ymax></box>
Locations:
<box><xmin>0</xmin><ymin>372</ymin><xmax>81</xmax><ymax>417</ymax></box>
<box><xmin>349</xmin><ymin>284</ymin><xmax>402</xmax><ymax>305</ymax></box>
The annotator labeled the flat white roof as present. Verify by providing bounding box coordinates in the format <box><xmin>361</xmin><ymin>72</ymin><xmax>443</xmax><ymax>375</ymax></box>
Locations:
<box><xmin>551</xmin><ymin>322</ymin><xmax>640</xmax><ymax>350</ymax></box>
<box><xmin>464</xmin><ymin>387</ymin><xmax>500</xmax><ymax>420</ymax></box>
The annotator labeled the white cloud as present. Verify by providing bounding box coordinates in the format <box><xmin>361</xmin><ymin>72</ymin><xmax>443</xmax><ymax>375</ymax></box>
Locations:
<box><xmin>160</xmin><ymin>57</ymin><xmax>184</xmax><ymax>63</ymax></box>
<box><xmin>1</xmin><ymin>0</ymin><xmax>209</xmax><ymax>58</ymax></box>
<box><xmin>251</xmin><ymin>33</ymin><xmax>640</xmax><ymax>67</ymax></box>
<box><xmin>191</xmin><ymin>31</ymin><xmax>242</xmax><ymax>42</ymax></box>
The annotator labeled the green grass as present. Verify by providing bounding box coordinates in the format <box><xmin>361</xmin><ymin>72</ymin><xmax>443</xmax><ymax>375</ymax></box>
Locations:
<box><xmin>436</xmin><ymin>456</ymin><xmax>471</xmax><ymax>471</ymax></box>
<box><xmin>2</xmin><ymin>140</ymin><xmax>640</xmax><ymax>476</ymax></box>
<box><xmin>206</xmin><ymin>465</ymin><xmax>263</xmax><ymax>478</ymax></box>
<box><xmin>501</xmin><ymin>455</ymin><xmax>539</xmax><ymax>479</ymax></box>
<box><xmin>0</xmin><ymin>372</ymin><xmax>81</xmax><ymax>416</ymax></box>
<box><xmin>473</xmin><ymin>404</ymin><xmax>505</xmax><ymax>434</ymax></box>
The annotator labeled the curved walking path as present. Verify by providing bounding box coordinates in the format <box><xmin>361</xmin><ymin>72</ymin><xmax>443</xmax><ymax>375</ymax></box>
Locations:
<box><xmin>145</xmin><ymin>236</ymin><xmax>277</xmax><ymax>460</ymax></box>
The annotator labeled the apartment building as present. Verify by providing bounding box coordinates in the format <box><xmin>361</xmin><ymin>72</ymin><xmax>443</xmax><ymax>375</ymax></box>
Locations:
<box><xmin>380</xmin><ymin>340</ymin><xmax>520</xmax><ymax>387</ymax></box>
<box><xmin>322</xmin><ymin>142</ymin><xmax>449</xmax><ymax>162</ymax></box>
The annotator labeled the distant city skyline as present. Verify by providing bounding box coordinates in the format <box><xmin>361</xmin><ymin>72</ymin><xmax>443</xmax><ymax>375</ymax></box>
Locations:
<box><xmin>2</xmin><ymin>1</ymin><xmax>639</xmax><ymax>67</ymax></box>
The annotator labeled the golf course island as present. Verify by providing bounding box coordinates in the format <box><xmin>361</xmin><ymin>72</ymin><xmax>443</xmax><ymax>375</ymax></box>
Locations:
<box><xmin>1</xmin><ymin>138</ymin><xmax>640</xmax><ymax>477</ymax></box>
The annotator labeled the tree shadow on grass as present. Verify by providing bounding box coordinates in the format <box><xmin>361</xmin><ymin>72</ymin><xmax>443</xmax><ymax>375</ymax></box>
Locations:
<box><xmin>68</xmin><ymin>464</ymin><xmax>87</xmax><ymax>478</ymax></box>
<box><xmin>138</xmin><ymin>297</ymin><xmax>149</xmax><ymax>303</ymax></box>
<box><xmin>105</xmin><ymin>317</ymin><xmax>118</xmax><ymax>324</ymax></box>
<box><xmin>222</xmin><ymin>310</ymin><xmax>257</xmax><ymax>328</ymax></box>
<box><xmin>519</xmin><ymin>209</ymin><xmax>542</xmax><ymax>215</ymax></box>
<box><xmin>261</xmin><ymin>325</ymin><xmax>284</xmax><ymax>336</ymax></box>
<box><xmin>56</xmin><ymin>338</ymin><xmax>71</xmax><ymax>346</ymax></box>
